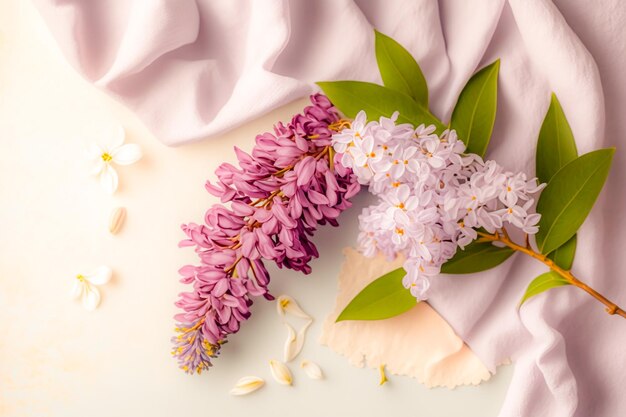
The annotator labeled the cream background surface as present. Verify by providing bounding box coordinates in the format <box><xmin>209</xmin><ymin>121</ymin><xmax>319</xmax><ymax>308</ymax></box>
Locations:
<box><xmin>0</xmin><ymin>1</ymin><xmax>512</xmax><ymax>416</ymax></box>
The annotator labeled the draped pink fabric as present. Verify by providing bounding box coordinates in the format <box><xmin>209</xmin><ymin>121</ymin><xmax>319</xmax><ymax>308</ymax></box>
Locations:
<box><xmin>33</xmin><ymin>0</ymin><xmax>626</xmax><ymax>415</ymax></box>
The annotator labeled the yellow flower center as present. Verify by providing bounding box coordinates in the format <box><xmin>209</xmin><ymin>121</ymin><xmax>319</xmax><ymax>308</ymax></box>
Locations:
<box><xmin>397</xmin><ymin>202</ymin><xmax>405</xmax><ymax>210</ymax></box>
<box><xmin>395</xmin><ymin>228</ymin><xmax>405</xmax><ymax>235</ymax></box>
<box><xmin>76</xmin><ymin>274</ymin><xmax>85</xmax><ymax>282</ymax></box>
<box><xmin>101</xmin><ymin>152</ymin><xmax>113</xmax><ymax>162</ymax></box>
<box><xmin>280</xmin><ymin>299</ymin><xmax>290</xmax><ymax>309</ymax></box>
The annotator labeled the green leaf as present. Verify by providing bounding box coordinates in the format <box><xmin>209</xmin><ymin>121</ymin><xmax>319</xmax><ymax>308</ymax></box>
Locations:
<box><xmin>519</xmin><ymin>271</ymin><xmax>570</xmax><ymax>307</ymax></box>
<box><xmin>336</xmin><ymin>267</ymin><xmax>416</xmax><ymax>322</ymax></box>
<box><xmin>535</xmin><ymin>148</ymin><xmax>615</xmax><ymax>254</ymax></box>
<box><xmin>374</xmin><ymin>30</ymin><xmax>428</xmax><ymax>106</ymax></box>
<box><xmin>450</xmin><ymin>60</ymin><xmax>500</xmax><ymax>157</ymax></box>
<box><xmin>547</xmin><ymin>234</ymin><xmax>577</xmax><ymax>270</ymax></box>
<box><xmin>536</xmin><ymin>93</ymin><xmax>579</xmax><ymax>270</ymax></box>
<box><xmin>317</xmin><ymin>81</ymin><xmax>444</xmax><ymax>131</ymax></box>
<box><xmin>440</xmin><ymin>240</ymin><xmax>515</xmax><ymax>274</ymax></box>
<box><xmin>536</xmin><ymin>93</ymin><xmax>578</xmax><ymax>184</ymax></box>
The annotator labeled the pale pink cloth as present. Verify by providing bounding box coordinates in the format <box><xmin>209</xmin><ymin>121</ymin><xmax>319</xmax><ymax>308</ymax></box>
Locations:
<box><xmin>34</xmin><ymin>0</ymin><xmax>626</xmax><ymax>415</ymax></box>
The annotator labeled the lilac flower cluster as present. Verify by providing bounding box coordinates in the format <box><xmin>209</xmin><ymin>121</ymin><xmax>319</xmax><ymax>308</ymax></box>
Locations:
<box><xmin>172</xmin><ymin>95</ymin><xmax>360</xmax><ymax>374</ymax></box>
<box><xmin>333</xmin><ymin>111</ymin><xmax>545</xmax><ymax>300</ymax></box>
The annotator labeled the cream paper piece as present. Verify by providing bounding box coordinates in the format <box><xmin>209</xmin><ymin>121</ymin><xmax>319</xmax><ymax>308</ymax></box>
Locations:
<box><xmin>320</xmin><ymin>248</ymin><xmax>493</xmax><ymax>389</ymax></box>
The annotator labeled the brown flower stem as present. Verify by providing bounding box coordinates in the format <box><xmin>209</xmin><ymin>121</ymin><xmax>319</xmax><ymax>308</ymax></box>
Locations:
<box><xmin>477</xmin><ymin>230</ymin><xmax>626</xmax><ymax>319</ymax></box>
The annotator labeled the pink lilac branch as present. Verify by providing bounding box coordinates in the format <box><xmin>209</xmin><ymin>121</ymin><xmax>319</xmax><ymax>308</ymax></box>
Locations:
<box><xmin>172</xmin><ymin>95</ymin><xmax>360</xmax><ymax>374</ymax></box>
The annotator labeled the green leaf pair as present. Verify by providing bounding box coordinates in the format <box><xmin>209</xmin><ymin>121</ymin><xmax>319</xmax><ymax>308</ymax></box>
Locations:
<box><xmin>518</xmin><ymin>95</ymin><xmax>614</xmax><ymax>306</ymax></box>
<box><xmin>318</xmin><ymin>30</ymin><xmax>500</xmax><ymax>156</ymax></box>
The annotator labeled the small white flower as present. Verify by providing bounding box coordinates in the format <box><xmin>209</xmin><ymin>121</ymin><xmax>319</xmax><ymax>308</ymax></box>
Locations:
<box><xmin>498</xmin><ymin>175</ymin><xmax>527</xmax><ymax>207</ymax></box>
<box><xmin>388</xmin><ymin>146</ymin><xmax>418</xmax><ymax>178</ymax></box>
<box><xmin>331</xmin><ymin>110</ymin><xmax>369</xmax><ymax>154</ymax></box>
<box><xmin>385</xmin><ymin>184</ymin><xmax>419</xmax><ymax>224</ymax></box>
<box><xmin>71</xmin><ymin>266</ymin><xmax>112</xmax><ymax>310</ymax></box>
<box><xmin>88</xmin><ymin>125</ymin><xmax>142</xmax><ymax>194</ymax></box>
<box><xmin>351</xmin><ymin>135</ymin><xmax>382</xmax><ymax>169</ymax></box>
<box><xmin>414</xmin><ymin>123</ymin><xmax>437</xmax><ymax>139</ymax></box>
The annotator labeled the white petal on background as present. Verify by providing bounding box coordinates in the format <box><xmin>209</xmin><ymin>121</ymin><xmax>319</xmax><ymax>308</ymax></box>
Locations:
<box><xmin>300</xmin><ymin>360</ymin><xmax>324</xmax><ymax>380</ymax></box>
<box><xmin>90</xmin><ymin>158</ymin><xmax>105</xmax><ymax>176</ymax></box>
<box><xmin>85</xmin><ymin>265</ymin><xmax>112</xmax><ymax>285</ymax></box>
<box><xmin>109</xmin><ymin>124</ymin><xmax>126</xmax><ymax>150</ymax></box>
<box><xmin>99</xmin><ymin>164</ymin><xmax>119</xmax><ymax>194</ymax></box>
<box><xmin>86</xmin><ymin>143</ymin><xmax>103</xmax><ymax>159</ymax></box>
<box><xmin>269</xmin><ymin>359</ymin><xmax>293</xmax><ymax>386</ymax></box>
<box><xmin>276</xmin><ymin>294</ymin><xmax>312</xmax><ymax>319</ymax></box>
<box><xmin>284</xmin><ymin>320</ymin><xmax>312</xmax><ymax>362</ymax></box>
<box><xmin>82</xmin><ymin>284</ymin><xmax>101</xmax><ymax>311</ymax></box>
<box><xmin>112</xmin><ymin>143</ymin><xmax>142</xmax><ymax>165</ymax></box>
<box><xmin>70</xmin><ymin>280</ymin><xmax>84</xmax><ymax>299</ymax></box>
<box><xmin>229</xmin><ymin>376</ymin><xmax>265</xmax><ymax>396</ymax></box>
<box><xmin>283</xmin><ymin>323</ymin><xmax>297</xmax><ymax>362</ymax></box>
<box><xmin>86</xmin><ymin>143</ymin><xmax>105</xmax><ymax>175</ymax></box>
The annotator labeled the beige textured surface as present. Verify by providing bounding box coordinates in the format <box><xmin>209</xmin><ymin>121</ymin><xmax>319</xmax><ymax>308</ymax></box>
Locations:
<box><xmin>321</xmin><ymin>248</ymin><xmax>493</xmax><ymax>388</ymax></box>
<box><xmin>0</xmin><ymin>1</ymin><xmax>513</xmax><ymax>416</ymax></box>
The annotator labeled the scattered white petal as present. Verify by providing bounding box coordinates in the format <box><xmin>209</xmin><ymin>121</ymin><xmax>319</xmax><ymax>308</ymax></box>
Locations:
<box><xmin>85</xmin><ymin>266</ymin><xmax>112</xmax><ymax>285</ymax></box>
<box><xmin>283</xmin><ymin>320</ymin><xmax>312</xmax><ymax>362</ymax></box>
<box><xmin>269</xmin><ymin>359</ymin><xmax>293</xmax><ymax>386</ymax></box>
<box><xmin>229</xmin><ymin>376</ymin><xmax>265</xmax><ymax>396</ymax></box>
<box><xmin>300</xmin><ymin>360</ymin><xmax>324</xmax><ymax>380</ymax></box>
<box><xmin>82</xmin><ymin>284</ymin><xmax>101</xmax><ymax>311</ymax></box>
<box><xmin>276</xmin><ymin>294</ymin><xmax>311</xmax><ymax>319</ymax></box>
<box><xmin>99</xmin><ymin>164</ymin><xmax>119</xmax><ymax>194</ymax></box>
<box><xmin>108</xmin><ymin>207</ymin><xmax>127</xmax><ymax>234</ymax></box>
<box><xmin>283</xmin><ymin>323</ymin><xmax>297</xmax><ymax>362</ymax></box>
<box><xmin>70</xmin><ymin>280</ymin><xmax>83</xmax><ymax>299</ymax></box>
<box><xmin>112</xmin><ymin>144</ymin><xmax>142</xmax><ymax>165</ymax></box>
